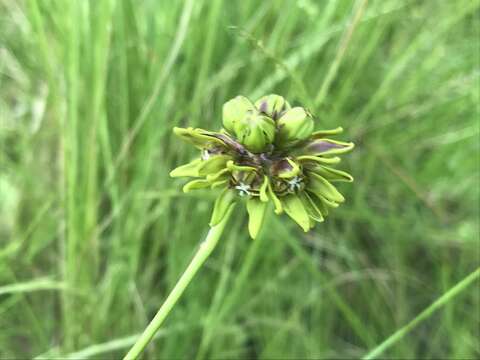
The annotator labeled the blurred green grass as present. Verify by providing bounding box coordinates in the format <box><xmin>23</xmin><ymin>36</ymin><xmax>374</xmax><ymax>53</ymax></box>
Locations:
<box><xmin>0</xmin><ymin>0</ymin><xmax>479</xmax><ymax>359</ymax></box>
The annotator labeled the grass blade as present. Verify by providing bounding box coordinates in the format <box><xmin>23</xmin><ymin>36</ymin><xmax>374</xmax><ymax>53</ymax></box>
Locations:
<box><xmin>363</xmin><ymin>267</ymin><xmax>480</xmax><ymax>359</ymax></box>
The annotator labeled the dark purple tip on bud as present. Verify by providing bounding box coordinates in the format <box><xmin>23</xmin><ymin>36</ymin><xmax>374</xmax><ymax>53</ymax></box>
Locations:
<box><xmin>213</xmin><ymin>133</ymin><xmax>250</xmax><ymax>155</ymax></box>
<box><xmin>258</xmin><ymin>101</ymin><xmax>268</xmax><ymax>113</ymax></box>
<box><xmin>272</xmin><ymin>159</ymin><xmax>294</xmax><ymax>175</ymax></box>
<box><xmin>307</xmin><ymin>140</ymin><xmax>346</xmax><ymax>153</ymax></box>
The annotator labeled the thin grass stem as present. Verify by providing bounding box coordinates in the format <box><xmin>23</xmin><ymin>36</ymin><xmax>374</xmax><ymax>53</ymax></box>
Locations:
<box><xmin>363</xmin><ymin>267</ymin><xmax>480</xmax><ymax>359</ymax></box>
<box><xmin>123</xmin><ymin>205</ymin><xmax>236</xmax><ymax>360</ymax></box>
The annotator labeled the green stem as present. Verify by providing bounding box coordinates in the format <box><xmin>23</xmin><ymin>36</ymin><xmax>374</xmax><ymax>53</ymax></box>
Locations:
<box><xmin>363</xmin><ymin>267</ymin><xmax>480</xmax><ymax>359</ymax></box>
<box><xmin>123</xmin><ymin>205</ymin><xmax>235</xmax><ymax>360</ymax></box>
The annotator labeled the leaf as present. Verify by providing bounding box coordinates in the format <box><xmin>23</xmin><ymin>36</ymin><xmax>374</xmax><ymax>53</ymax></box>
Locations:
<box><xmin>282</xmin><ymin>195</ymin><xmax>310</xmax><ymax>232</ymax></box>
<box><xmin>246</xmin><ymin>198</ymin><xmax>268</xmax><ymax>239</ymax></box>
<box><xmin>169</xmin><ymin>158</ymin><xmax>202</xmax><ymax>177</ymax></box>
<box><xmin>210</xmin><ymin>189</ymin><xmax>237</xmax><ymax>226</ymax></box>
<box><xmin>306</xmin><ymin>172</ymin><xmax>345</xmax><ymax>203</ymax></box>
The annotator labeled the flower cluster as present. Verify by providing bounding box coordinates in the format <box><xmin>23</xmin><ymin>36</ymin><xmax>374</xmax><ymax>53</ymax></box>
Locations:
<box><xmin>170</xmin><ymin>94</ymin><xmax>354</xmax><ymax>239</ymax></box>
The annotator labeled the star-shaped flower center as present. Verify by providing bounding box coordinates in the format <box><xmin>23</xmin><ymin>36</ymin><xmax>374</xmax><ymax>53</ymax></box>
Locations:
<box><xmin>287</xmin><ymin>176</ymin><xmax>303</xmax><ymax>192</ymax></box>
<box><xmin>234</xmin><ymin>183</ymin><xmax>251</xmax><ymax>197</ymax></box>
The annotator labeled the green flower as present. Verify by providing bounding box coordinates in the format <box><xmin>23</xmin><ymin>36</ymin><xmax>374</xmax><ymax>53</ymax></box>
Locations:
<box><xmin>222</xmin><ymin>96</ymin><xmax>276</xmax><ymax>153</ymax></box>
<box><xmin>170</xmin><ymin>94</ymin><xmax>354</xmax><ymax>239</ymax></box>
<box><xmin>276</xmin><ymin>107</ymin><xmax>314</xmax><ymax>146</ymax></box>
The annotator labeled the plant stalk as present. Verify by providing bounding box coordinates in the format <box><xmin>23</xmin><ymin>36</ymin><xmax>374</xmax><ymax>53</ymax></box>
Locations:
<box><xmin>123</xmin><ymin>205</ymin><xmax>235</xmax><ymax>360</ymax></box>
<box><xmin>363</xmin><ymin>267</ymin><xmax>480</xmax><ymax>359</ymax></box>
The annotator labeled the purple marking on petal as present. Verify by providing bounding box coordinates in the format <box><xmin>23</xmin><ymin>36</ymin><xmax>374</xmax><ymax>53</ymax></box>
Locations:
<box><xmin>213</xmin><ymin>133</ymin><xmax>249</xmax><ymax>155</ymax></box>
<box><xmin>259</xmin><ymin>101</ymin><xmax>268</xmax><ymax>113</ymax></box>
<box><xmin>272</xmin><ymin>159</ymin><xmax>293</xmax><ymax>174</ymax></box>
<box><xmin>308</xmin><ymin>140</ymin><xmax>345</xmax><ymax>153</ymax></box>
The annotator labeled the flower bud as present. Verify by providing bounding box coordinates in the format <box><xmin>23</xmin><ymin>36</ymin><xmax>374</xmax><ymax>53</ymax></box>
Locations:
<box><xmin>254</xmin><ymin>94</ymin><xmax>291</xmax><ymax>120</ymax></box>
<box><xmin>271</xmin><ymin>158</ymin><xmax>300</xmax><ymax>179</ymax></box>
<box><xmin>276</xmin><ymin>107</ymin><xmax>314</xmax><ymax>146</ymax></box>
<box><xmin>235</xmin><ymin>113</ymin><xmax>276</xmax><ymax>153</ymax></box>
<box><xmin>222</xmin><ymin>96</ymin><xmax>255</xmax><ymax>134</ymax></box>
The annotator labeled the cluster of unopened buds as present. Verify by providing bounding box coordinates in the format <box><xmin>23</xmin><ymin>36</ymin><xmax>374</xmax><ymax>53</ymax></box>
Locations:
<box><xmin>170</xmin><ymin>94</ymin><xmax>354</xmax><ymax>239</ymax></box>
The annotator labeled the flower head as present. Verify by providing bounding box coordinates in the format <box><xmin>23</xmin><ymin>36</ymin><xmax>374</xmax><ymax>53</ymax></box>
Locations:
<box><xmin>170</xmin><ymin>94</ymin><xmax>354</xmax><ymax>239</ymax></box>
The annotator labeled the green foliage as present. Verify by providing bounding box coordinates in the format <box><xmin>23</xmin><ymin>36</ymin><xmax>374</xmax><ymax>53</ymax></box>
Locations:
<box><xmin>0</xmin><ymin>0</ymin><xmax>478</xmax><ymax>359</ymax></box>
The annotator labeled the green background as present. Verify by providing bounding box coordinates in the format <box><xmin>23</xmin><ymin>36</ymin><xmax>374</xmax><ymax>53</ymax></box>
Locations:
<box><xmin>1</xmin><ymin>0</ymin><xmax>479</xmax><ymax>359</ymax></box>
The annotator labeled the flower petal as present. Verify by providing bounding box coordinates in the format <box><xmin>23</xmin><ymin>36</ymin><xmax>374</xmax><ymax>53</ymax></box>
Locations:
<box><xmin>222</xmin><ymin>96</ymin><xmax>256</xmax><ymax>133</ymax></box>
<box><xmin>306</xmin><ymin>191</ymin><xmax>331</xmax><ymax>216</ymax></box>
<box><xmin>254</xmin><ymin>94</ymin><xmax>291</xmax><ymax>120</ymax></box>
<box><xmin>311</xmin><ymin>127</ymin><xmax>344</xmax><ymax>138</ymax></box>
<box><xmin>211</xmin><ymin>179</ymin><xmax>228</xmax><ymax>188</ymax></box>
<box><xmin>259</xmin><ymin>176</ymin><xmax>269</xmax><ymax>202</ymax></box>
<box><xmin>276</xmin><ymin>107</ymin><xmax>314</xmax><ymax>145</ymax></box>
<box><xmin>226</xmin><ymin>160</ymin><xmax>256</xmax><ymax>172</ymax></box>
<box><xmin>297</xmin><ymin>155</ymin><xmax>342</xmax><ymax>165</ymax></box>
<box><xmin>306</xmin><ymin>172</ymin><xmax>345</xmax><ymax>203</ymax></box>
<box><xmin>169</xmin><ymin>158</ymin><xmax>202</xmax><ymax>177</ymax></box>
<box><xmin>319</xmin><ymin>195</ymin><xmax>339</xmax><ymax>208</ymax></box>
<box><xmin>282</xmin><ymin>195</ymin><xmax>310</xmax><ymax>232</ymax></box>
<box><xmin>246</xmin><ymin>198</ymin><xmax>268</xmax><ymax>239</ymax></box>
<box><xmin>206</xmin><ymin>168</ymin><xmax>230</xmax><ymax>182</ymax></box>
<box><xmin>273</xmin><ymin>158</ymin><xmax>301</xmax><ymax>179</ymax></box>
<box><xmin>173</xmin><ymin>127</ymin><xmax>226</xmax><ymax>149</ymax></box>
<box><xmin>267</xmin><ymin>181</ymin><xmax>283</xmax><ymax>214</ymax></box>
<box><xmin>210</xmin><ymin>189</ymin><xmax>237</xmax><ymax>226</ymax></box>
<box><xmin>183</xmin><ymin>179</ymin><xmax>211</xmax><ymax>193</ymax></box>
<box><xmin>234</xmin><ymin>114</ymin><xmax>276</xmax><ymax>153</ymax></box>
<box><xmin>302</xmin><ymin>139</ymin><xmax>354</xmax><ymax>156</ymax></box>
<box><xmin>300</xmin><ymin>193</ymin><xmax>324</xmax><ymax>223</ymax></box>
<box><xmin>308</xmin><ymin>165</ymin><xmax>354</xmax><ymax>182</ymax></box>
<box><xmin>198</xmin><ymin>155</ymin><xmax>232</xmax><ymax>176</ymax></box>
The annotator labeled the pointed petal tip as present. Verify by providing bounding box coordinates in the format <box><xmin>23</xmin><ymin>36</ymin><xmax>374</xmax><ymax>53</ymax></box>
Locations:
<box><xmin>248</xmin><ymin>224</ymin><xmax>260</xmax><ymax>239</ymax></box>
<box><xmin>172</xmin><ymin>126</ymin><xmax>187</xmax><ymax>135</ymax></box>
<box><xmin>169</xmin><ymin>169</ymin><xmax>180</xmax><ymax>177</ymax></box>
<box><xmin>259</xmin><ymin>178</ymin><xmax>269</xmax><ymax>202</ymax></box>
<box><xmin>246</xmin><ymin>198</ymin><xmax>268</xmax><ymax>240</ymax></box>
